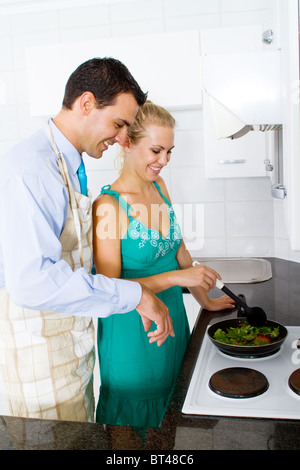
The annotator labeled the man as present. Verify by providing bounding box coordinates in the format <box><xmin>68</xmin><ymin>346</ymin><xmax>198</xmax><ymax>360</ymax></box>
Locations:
<box><xmin>0</xmin><ymin>58</ymin><xmax>174</xmax><ymax>422</ymax></box>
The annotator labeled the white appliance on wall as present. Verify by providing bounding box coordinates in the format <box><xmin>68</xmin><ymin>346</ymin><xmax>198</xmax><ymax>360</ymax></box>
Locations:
<box><xmin>202</xmin><ymin>51</ymin><xmax>282</xmax><ymax>141</ymax></box>
<box><xmin>201</xmin><ymin>25</ymin><xmax>282</xmax><ymax>180</ymax></box>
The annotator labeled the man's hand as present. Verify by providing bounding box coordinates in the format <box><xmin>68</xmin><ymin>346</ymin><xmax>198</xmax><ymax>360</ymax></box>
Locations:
<box><xmin>136</xmin><ymin>284</ymin><xmax>175</xmax><ymax>347</ymax></box>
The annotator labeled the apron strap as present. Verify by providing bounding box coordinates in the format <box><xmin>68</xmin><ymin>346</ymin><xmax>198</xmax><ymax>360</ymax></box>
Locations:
<box><xmin>46</xmin><ymin>120</ymin><xmax>85</xmax><ymax>268</ymax></box>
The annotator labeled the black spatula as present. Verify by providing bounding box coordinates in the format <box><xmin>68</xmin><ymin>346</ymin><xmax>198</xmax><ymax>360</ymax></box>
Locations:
<box><xmin>216</xmin><ymin>279</ymin><xmax>267</xmax><ymax>327</ymax></box>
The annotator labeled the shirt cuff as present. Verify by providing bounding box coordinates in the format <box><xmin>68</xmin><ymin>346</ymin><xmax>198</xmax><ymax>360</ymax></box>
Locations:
<box><xmin>114</xmin><ymin>278</ymin><xmax>142</xmax><ymax>313</ymax></box>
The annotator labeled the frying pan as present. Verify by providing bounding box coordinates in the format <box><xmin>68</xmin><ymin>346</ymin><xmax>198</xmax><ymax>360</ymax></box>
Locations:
<box><xmin>207</xmin><ymin>317</ymin><xmax>288</xmax><ymax>358</ymax></box>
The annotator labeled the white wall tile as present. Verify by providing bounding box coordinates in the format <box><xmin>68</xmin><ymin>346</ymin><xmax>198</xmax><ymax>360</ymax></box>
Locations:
<box><xmin>111</xmin><ymin>18</ymin><xmax>164</xmax><ymax>37</ymax></box>
<box><xmin>173</xmin><ymin>200</ymin><xmax>205</xmax><ymax>250</ymax></box>
<box><xmin>203</xmin><ymin>202</ymin><xmax>226</xmax><ymax>238</ymax></box>
<box><xmin>225</xmin><ymin>201</ymin><xmax>274</xmax><ymax>237</ymax></box>
<box><xmin>86</xmin><ymin>169</ymin><xmax>119</xmax><ymax>202</ymax></box>
<box><xmin>83</xmin><ymin>145</ymin><xmax>119</xmax><ymax>171</ymax></box>
<box><xmin>189</xmin><ymin>237</ymin><xmax>227</xmax><ymax>258</ymax></box>
<box><xmin>171</xmin><ymin>109</ymin><xmax>203</xmax><ymax>131</ymax></box>
<box><xmin>225</xmin><ymin>177</ymin><xmax>273</xmax><ymax>202</ymax></box>
<box><xmin>287</xmin><ymin>248</ymin><xmax>300</xmax><ymax>263</ymax></box>
<box><xmin>171</xmin><ymin>130</ymin><xmax>204</xmax><ymax>168</ymax></box>
<box><xmin>0</xmin><ymin>140</ymin><xmax>19</xmax><ymax>159</ymax></box>
<box><xmin>221</xmin><ymin>11</ymin><xmax>269</xmax><ymax>27</ymax></box>
<box><xmin>220</xmin><ymin>0</ymin><xmax>273</xmax><ymax>12</ymax></box>
<box><xmin>60</xmin><ymin>24</ymin><xmax>110</xmax><ymax>43</ymax></box>
<box><xmin>0</xmin><ymin>106</ymin><xmax>18</xmax><ymax>140</ymax></box>
<box><xmin>200</xmin><ymin>24</ymin><xmax>264</xmax><ymax>54</ymax></box>
<box><xmin>0</xmin><ymin>70</ymin><xmax>16</xmax><ymax>105</ymax></box>
<box><xmin>12</xmin><ymin>30</ymin><xmax>60</xmax><ymax>69</ymax></box>
<box><xmin>17</xmin><ymin>104</ymin><xmax>45</xmax><ymax>140</ymax></box>
<box><xmin>110</xmin><ymin>0</ymin><xmax>163</xmax><ymax>23</ymax></box>
<box><xmin>273</xmin><ymin>199</ymin><xmax>289</xmax><ymax>240</ymax></box>
<box><xmin>14</xmin><ymin>69</ymin><xmax>30</xmax><ymax>105</ymax></box>
<box><xmin>11</xmin><ymin>10</ymin><xmax>59</xmax><ymax>34</ymax></box>
<box><xmin>160</xmin><ymin>167</ymin><xmax>171</xmax><ymax>192</ymax></box>
<box><xmin>164</xmin><ymin>0</ymin><xmax>219</xmax><ymax>17</ymax></box>
<box><xmin>226</xmin><ymin>237</ymin><xmax>274</xmax><ymax>257</ymax></box>
<box><xmin>165</xmin><ymin>15</ymin><xmax>220</xmax><ymax>32</ymax></box>
<box><xmin>0</xmin><ymin>16</ymin><xmax>11</xmax><ymax>36</ymax></box>
<box><xmin>0</xmin><ymin>36</ymin><xmax>13</xmax><ymax>71</ymax></box>
<box><xmin>58</xmin><ymin>5</ymin><xmax>110</xmax><ymax>29</ymax></box>
<box><xmin>171</xmin><ymin>168</ymin><xmax>225</xmax><ymax>203</ymax></box>
<box><xmin>274</xmin><ymin>238</ymin><xmax>291</xmax><ymax>261</ymax></box>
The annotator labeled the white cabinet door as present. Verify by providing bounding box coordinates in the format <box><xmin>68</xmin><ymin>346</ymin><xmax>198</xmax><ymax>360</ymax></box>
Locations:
<box><xmin>26</xmin><ymin>30</ymin><xmax>202</xmax><ymax>116</ymax></box>
<box><xmin>183</xmin><ymin>293</ymin><xmax>200</xmax><ymax>332</ymax></box>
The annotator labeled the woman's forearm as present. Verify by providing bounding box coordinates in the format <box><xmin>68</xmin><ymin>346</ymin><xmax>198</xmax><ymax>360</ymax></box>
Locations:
<box><xmin>187</xmin><ymin>285</ymin><xmax>213</xmax><ymax>308</ymax></box>
<box><xmin>175</xmin><ymin>241</ymin><xmax>216</xmax><ymax>308</ymax></box>
<box><xmin>129</xmin><ymin>263</ymin><xmax>219</xmax><ymax>295</ymax></box>
<box><xmin>129</xmin><ymin>270</ymin><xmax>180</xmax><ymax>294</ymax></box>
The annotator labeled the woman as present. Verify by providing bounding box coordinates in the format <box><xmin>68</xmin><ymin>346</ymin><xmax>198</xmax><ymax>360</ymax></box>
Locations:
<box><xmin>92</xmin><ymin>101</ymin><xmax>234</xmax><ymax>428</ymax></box>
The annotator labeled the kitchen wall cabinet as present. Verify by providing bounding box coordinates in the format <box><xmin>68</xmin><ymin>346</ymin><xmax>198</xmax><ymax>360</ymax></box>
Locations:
<box><xmin>26</xmin><ymin>30</ymin><xmax>202</xmax><ymax>116</ymax></box>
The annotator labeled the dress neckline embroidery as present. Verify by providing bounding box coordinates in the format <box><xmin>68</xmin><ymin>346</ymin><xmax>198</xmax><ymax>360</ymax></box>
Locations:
<box><xmin>100</xmin><ymin>183</ymin><xmax>182</xmax><ymax>257</ymax></box>
<box><xmin>101</xmin><ymin>182</ymin><xmax>174</xmax><ymax>240</ymax></box>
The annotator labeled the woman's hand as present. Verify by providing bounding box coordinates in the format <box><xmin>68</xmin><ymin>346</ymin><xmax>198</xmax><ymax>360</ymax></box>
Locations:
<box><xmin>202</xmin><ymin>294</ymin><xmax>236</xmax><ymax>311</ymax></box>
<box><xmin>173</xmin><ymin>264</ymin><xmax>221</xmax><ymax>292</ymax></box>
<box><xmin>135</xmin><ymin>284</ymin><xmax>175</xmax><ymax>347</ymax></box>
<box><xmin>184</xmin><ymin>260</ymin><xmax>236</xmax><ymax>312</ymax></box>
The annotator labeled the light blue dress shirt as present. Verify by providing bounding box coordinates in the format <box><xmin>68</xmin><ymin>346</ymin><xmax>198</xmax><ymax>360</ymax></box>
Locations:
<box><xmin>0</xmin><ymin>119</ymin><xmax>142</xmax><ymax>317</ymax></box>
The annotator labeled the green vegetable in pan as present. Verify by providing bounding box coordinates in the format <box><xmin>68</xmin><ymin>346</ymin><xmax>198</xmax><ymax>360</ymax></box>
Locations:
<box><xmin>213</xmin><ymin>323</ymin><xmax>280</xmax><ymax>346</ymax></box>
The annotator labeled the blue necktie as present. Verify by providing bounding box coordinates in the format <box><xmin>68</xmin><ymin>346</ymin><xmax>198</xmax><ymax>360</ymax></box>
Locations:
<box><xmin>77</xmin><ymin>159</ymin><xmax>87</xmax><ymax>196</ymax></box>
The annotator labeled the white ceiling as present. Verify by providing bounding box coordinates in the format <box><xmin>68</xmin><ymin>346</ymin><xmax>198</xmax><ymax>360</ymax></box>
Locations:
<box><xmin>0</xmin><ymin>0</ymin><xmax>139</xmax><ymax>15</ymax></box>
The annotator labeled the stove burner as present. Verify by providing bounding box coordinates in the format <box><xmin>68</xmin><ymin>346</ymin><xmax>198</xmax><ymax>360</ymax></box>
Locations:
<box><xmin>288</xmin><ymin>369</ymin><xmax>300</xmax><ymax>396</ymax></box>
<box><xmin>209</xmin><ymin>367</ymin><xmax>269</xmax><ymax>399</ymax></box>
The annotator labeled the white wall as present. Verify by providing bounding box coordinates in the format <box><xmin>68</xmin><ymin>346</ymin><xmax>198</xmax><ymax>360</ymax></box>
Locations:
<box><xmin>0</xmin><ymin>0</ymin><xmax>298</xmax><ymax>261</ymax></box>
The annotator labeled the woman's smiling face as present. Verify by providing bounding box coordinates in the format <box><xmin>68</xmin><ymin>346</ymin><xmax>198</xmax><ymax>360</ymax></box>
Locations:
<box><xmin>125</xmin><ymin>124</ymin><xmax>175</xmax><ymax>181</ymax></box>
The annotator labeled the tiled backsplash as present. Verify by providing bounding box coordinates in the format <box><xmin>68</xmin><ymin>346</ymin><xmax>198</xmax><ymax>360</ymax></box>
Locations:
<box><xmin>0</xmin><ymin>0</ymin><xmax>298</xmax><ymax>261</ymax></box>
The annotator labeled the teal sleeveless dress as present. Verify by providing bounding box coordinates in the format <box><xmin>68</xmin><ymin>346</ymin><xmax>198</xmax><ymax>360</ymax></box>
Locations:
<box><xmin>96</xmin><ymin>182</ymin><xmax>190</xmax><ymax>428</ymax></box>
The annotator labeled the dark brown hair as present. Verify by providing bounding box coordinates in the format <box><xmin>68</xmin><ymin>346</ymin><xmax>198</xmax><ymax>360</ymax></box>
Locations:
<box><xmin>62</xmin><ymin>57</ymin><xmax>147</xmax><ymax>109</ymax></box>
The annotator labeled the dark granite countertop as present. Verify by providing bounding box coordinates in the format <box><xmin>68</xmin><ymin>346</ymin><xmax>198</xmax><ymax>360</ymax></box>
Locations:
<box><xmin>1</xmin><ymin>257</ymin><xmax>300</xmax><ymax>451</ymax></box>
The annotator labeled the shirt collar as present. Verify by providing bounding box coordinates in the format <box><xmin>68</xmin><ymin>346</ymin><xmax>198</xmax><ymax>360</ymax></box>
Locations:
<box><xmin>48</xmin><ymin>118</ymin><xmax>82</xmax><ymax>175</ymax></box>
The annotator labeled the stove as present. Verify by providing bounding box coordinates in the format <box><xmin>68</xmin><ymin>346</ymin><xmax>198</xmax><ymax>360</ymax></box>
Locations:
<box><xmin>182</xmin><ymin>326</ymin><xmax>300</xmax><ymax>420</ymax></box>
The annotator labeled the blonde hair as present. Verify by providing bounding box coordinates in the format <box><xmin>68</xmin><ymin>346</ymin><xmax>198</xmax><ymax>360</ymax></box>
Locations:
<box><xmin>116</xmin><ymin>100</ymin><xmax>176</xmax><ymax>173</ymax></box>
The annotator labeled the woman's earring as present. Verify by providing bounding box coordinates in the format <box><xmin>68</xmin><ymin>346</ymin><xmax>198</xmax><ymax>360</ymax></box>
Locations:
<box><xmin>123</xmin><ymin>136</ymin><xmax>131</xmax><ymax>151</ymax></box>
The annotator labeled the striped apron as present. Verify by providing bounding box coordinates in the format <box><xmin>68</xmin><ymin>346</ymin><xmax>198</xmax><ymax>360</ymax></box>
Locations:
<box><xmin>0</xmin><ymin>124</ymin><xmax>95</xmax><ymax>422</ymax></box>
